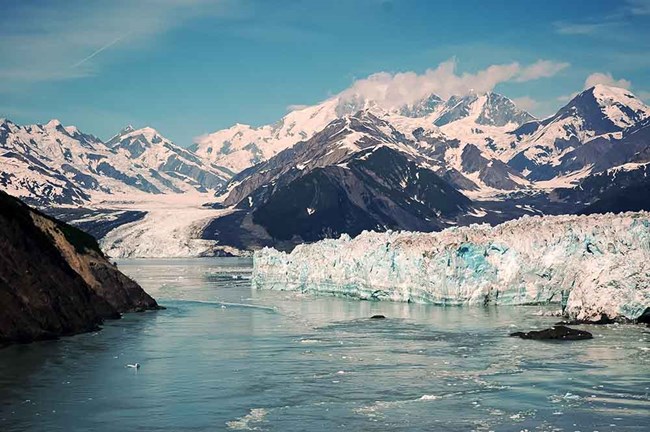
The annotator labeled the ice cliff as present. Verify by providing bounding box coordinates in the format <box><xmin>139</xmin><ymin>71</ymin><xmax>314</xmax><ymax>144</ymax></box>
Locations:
<box><xmin>253</xmin><ymin>212</ymin><xmax>650</xmax><ymax>322</ymax></box>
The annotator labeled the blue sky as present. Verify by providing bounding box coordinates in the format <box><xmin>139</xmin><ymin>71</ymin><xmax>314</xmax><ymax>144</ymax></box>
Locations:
<box><xmin>1</xmin><ymin>0</ymin><xmax>649</xmax><ymax>146</ymax></box>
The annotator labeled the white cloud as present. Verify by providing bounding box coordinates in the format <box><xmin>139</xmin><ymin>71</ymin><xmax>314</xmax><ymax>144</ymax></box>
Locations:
<box><xmin>553</xmin><ymin>21</ymin><xmax>614</xmax><ymax>35</ymax></box>
<box><xmin>0</xmin><ymin>0</ymin><xmax>238</xmax><ymax>89</ymax></box>
<box><xmin>584</xmin><ymin>72</ymin><xmax>632</xmax><ymax>89</ymax></box>
<box><xmin>554</xmin><ymin>1</ymin><xmax>650</xmax><ymax>40</ymax></box>
<box><xmin>515</xmin><ymin>60</ymin><xmax>570</xmax><ymax>82</ymax></box>
<box><xmin>511</xmin><ymin>97</ymin><xmax>538</xmax><ymax>112</ymax></box>
<box><xmin>337</xmin><ymin>59</ymin><xmax>569</xmax><ymax>109</ymax></box>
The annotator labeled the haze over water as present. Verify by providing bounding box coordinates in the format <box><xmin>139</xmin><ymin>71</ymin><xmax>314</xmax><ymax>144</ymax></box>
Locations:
<box><xmin>1</xmin><ymin>258</ymin><xmax>648</xmax><ymax>431</ymax></box>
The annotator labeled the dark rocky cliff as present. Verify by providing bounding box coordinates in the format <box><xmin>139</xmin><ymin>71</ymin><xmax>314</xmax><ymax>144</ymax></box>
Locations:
<box><xmin>0</xmin><ymin>190</ymin><xmax>160</xmax><ymax>346</ymax></box>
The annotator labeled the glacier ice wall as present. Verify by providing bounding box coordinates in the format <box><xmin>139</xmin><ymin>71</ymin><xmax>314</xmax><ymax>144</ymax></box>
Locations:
<box><xmin>253</xmin><ymin>212</ymin><xmax>650</xmax><ymax>322</ymax></box>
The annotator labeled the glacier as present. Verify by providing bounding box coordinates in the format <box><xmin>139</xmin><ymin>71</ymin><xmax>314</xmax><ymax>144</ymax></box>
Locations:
<box><xmin>253</xmin><ymin>212</ymin><xmax>650</xmax><ymax>322</ymax></box>
<box><xmin>89</xmin><ymin>193</ymin><xmax>243</xmax><ymax>258</ymax></box>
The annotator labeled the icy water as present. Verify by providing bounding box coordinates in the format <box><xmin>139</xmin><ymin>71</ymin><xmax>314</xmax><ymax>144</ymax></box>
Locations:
<box><xmin>1</xmin><ymin>258</ymin><xmax>649</xmax><ymax>431</ymax></box>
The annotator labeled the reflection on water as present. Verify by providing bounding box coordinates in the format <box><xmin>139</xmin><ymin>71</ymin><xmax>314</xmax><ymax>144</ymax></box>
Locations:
<box><xmin>0</xmin><ymin>258</ymin><xmax>648</xmax><ymax>431</ymax></box>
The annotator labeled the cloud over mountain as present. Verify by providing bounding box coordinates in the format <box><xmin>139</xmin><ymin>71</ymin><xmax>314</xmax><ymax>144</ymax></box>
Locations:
<box><xmin>337</xmin><ymin>59</ymin><xmax>569</xmax><ymax>110</ymax></box>
<box><xmin>584</xmin><ymin>72</ymin><xmax>632</xmax><ymax>90</ymax></box>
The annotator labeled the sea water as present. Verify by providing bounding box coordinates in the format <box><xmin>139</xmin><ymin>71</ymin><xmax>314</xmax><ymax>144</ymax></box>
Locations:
<box><xmin>0</xmin><ymin>258</ymin><xmax>648</xmax><ymax>431</ymax></box>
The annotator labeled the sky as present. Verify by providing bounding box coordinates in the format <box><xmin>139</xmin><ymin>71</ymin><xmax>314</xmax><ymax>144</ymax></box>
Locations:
<box><xmin>1</xmin><ymin>0</ymin><xmax>649</xmax><ymax>147</ymax></box>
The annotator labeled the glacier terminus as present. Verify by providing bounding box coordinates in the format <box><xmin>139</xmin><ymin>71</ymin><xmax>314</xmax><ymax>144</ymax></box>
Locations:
<box><xmin>253</xmin><ymin>212</ymin><xmax>650</xmax><ymax>323</ymax></box>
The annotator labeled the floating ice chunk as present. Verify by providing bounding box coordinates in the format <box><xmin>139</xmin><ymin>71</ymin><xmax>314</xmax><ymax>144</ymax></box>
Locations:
<box><xmin>419</xmin><ymin>394</ymin><xmax>440</xmax><ymax>401</ymax></box>
<box><xmin>226</xmin><ymin>408</ymin><xmax>268</xmax><ymax>430</ymax></box>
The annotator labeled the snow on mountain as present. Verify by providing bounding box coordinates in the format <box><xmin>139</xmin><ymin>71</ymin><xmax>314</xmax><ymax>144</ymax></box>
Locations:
<box><xmin>193</xmin><ymin>90</ymin><xmax>536</xmax><ymax>181</ymax></box>
<box><xmin>253</xmin><ymin>211</ymin><xmax>650</xmax><ymax>322</ymax></box>
<box><xmin>107</xmin><ymin>125</ymin><xmax>230</xmax><ymax>191</ymax></box>
<box><xmin>192</xmin><ymin>93</ymin><xmax>398</xmax><ymax>174</ymax></box>
<box><xmin>591</xmin><ymin>84</ymin><xmax>650</xmax><ymax>128</ymax></box>
<box><xmin>205</xmin><ymin>110</ymin><xmax>473</xmax><ymax>248</ymax></box>
<box><xmin>397</xmin><ymin>94</ymin><xmax>444</xmax><ymax>118</ymax></box>
<box><xmin>508</xmin><ymin>85</ymin><xmax>650</xmax><ymax>181</ymax></box>
<box><xmin>380</xmin><ymin>92</ymin><xmax>534</xmax><ymax>194</ymax></box>
<box><xmin>433</xmin><ymin>93</ymin><xmax>534</xmax><ymax>160</ymax></box>
<box><xmin>192</xmin><ymin>98</ymin><xmax>344</xmax><ymax>173</ymax></box>
<box><xmin>434</xmin><ymin>92</ymin><xmax>535</xmax><ymax>128</ymax></box>
<box><xmin>0</xmin><ymin>119</ymin><xmax>229</xmax><ymax>206</ymax></box>
<box><xmin>223</xmin><ymin>110</ymin><xmax>456</xmax><ymax>207</ymax></box>
<box><xmin>551</xmin><ymin>139</ymin><xmax>650</xmax><ymax>215</ymax></box>
<box><xmin>212</xmin><ymin>93</ymin><xmax>537</xmax><ymax>207</ymax></box>
<box><xmin>196</xmin><ymin>83</ymin><xmax>648</xmax><ymax>195</ymax></box>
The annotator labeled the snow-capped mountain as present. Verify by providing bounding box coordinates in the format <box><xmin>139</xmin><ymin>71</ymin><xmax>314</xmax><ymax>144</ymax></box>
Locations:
<box><xmin>107</xmin><ymin>126</ymin><xmax>230</xmax><ymax>192</ymax></box>
<box><xmin>0</xmin><ymin>119</ymin><xmax>229</xmax><ymax>206</ymax></box>
<box><xmin>434</xmin><ymin>92</ymin><xmax>535</xmax><ymax>127</ymax></box>
<box><xmin>508</xmin><ymin>85</ymin><xmax>650</xmax><ymax>181</ymax></box>
<box><xmin>191</xmin><ymin>95</ymin><xmax>385</xmax><ymax>174</ymax></box>
<box><xmin>196</xmin><ymin>84</ymin><xmax>650</xmax><ymax>196</ymax></box>
<box><xmin>204</xmin><ymin>111</ymin><xmax>473</xmax><ymax>248</ymax></box>
<box><xmin>192</xmin><ymin>90</ymin><xmax>536</xmax><ymax>181</ymax></box>
<box><xmin>192</xmin><ymin>88</ymin><xmax>541</xmax><ymax>206</ymax></box>
<box><xmin>383</xmin><ymin>93</ymin><xmax>534</xmax><ymax>193</ymax></box>
<box><xmin>551</xmin><ymin>136</ymin><xmax>650</xmax><ymax>215</ymax></box>
<box><xmin>397</xmin><ymin>94</ymin><xmax>444</xmax><ymax>118</ymax></box>
<box><xmin>1</xmin><ymin>119</ymin><xmax>98</xmax><ymax>205</ymax></box>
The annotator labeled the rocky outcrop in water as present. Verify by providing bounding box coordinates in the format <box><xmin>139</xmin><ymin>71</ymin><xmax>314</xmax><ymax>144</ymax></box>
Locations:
<box><xmin>0</xmin><ymin>190</ymin><xmax>160</xmax><ymax>346</ymax></box>
<box><xmin>510</xmin><ymin>326</ymin><xmax>593</xmax><ymax>340</ymax></box>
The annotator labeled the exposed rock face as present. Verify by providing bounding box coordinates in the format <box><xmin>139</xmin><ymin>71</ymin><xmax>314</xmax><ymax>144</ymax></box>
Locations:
<box><xmin>434</xmin><ymin>92</ymin><xmax>534</xmax><ymax>127</ymax></box>
<box><xmin>206</xmin><ymin>111</ymin><xmax>472</xmax><ymax>249</ymax></box>
<box><xmin>0</xmin><ymin>191</ymin><xmax>159</xmax><ymax>346</ymax></box>
<box><xmin>508</xmin><ymin>85</ymin><xmax>650</xmax><ymax>181</ymax></box>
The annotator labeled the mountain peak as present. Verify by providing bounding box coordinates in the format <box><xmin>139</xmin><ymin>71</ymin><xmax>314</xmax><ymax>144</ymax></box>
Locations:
<box><xmin>64</xmin><ymin>125</ymin><xmax>80</xmax><ymax>135</ymax></box>
<box><xmin>571</xmin><ymin>84</ymin><xmax>640</xmax><ymax>107</ymax></box>
<box><xmin>589</xmin><ymin>83</ymin><xmax>633</xmax><ymax>98</ymax></box>
<box><xmin>45</xmin><ymin>119</ymin><xmax>62</xmax><ymax>128</ymax></box>
<box><xmin>111</xmin><ymin>125</ymin><xmax>165</xmax><ymax>143</ymax></box>
<box><xmin>120</xmin><ymin>125</ymin><xmax>135</xmax><ymax>134</ymax></box>
<box><xmin>398</xmin><ymin>93</ymin><xmax>444</xmax><ymax>118</ymax></box>
<box><xmin>434</xmin><ymin>91</ymin><xmax>534</xmax><ymax>127</ymax></box>
<box><xmin>106</xmin><ymin>126</ymin><xmax>169</xmax><ymax>158</ymax></box>
<box><xmin>558</xmin><ymin>84</ymin><xmax>650</xmax><ymax>130</ymax></box>
<box><xmin>132</xmin><ymin>126</ymin><xmax>160</xmax><ymax>137</ymax></box>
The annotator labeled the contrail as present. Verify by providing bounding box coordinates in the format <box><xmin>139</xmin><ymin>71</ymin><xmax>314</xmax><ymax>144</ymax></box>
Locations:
<box><xmin>72</xmin><ymin>33</ymin><xmax>129</xmax><ymax>68</ymax></box>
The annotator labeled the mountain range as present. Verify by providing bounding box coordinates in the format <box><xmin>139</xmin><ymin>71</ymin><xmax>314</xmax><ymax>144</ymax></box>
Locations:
<box><xmin>199</xmin><ymin>84</ymin><xmax>650</xmax><ymax>249</ymax></box>
<box><xmin>1</xmin><ymin>84</ymin><xmax>649</xmax><ymax>253</ymax></box>
<box><xmin>0</xmin><ymin>120</ymin><xmax>230</xmax><ymax>206</ymax></box>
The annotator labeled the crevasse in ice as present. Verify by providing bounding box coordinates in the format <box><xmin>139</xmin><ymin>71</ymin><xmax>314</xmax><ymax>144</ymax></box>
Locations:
<box><xmin>252</xmin><ymin>212</ymin><xmax>650</xmax><ymax>322</ymax></box>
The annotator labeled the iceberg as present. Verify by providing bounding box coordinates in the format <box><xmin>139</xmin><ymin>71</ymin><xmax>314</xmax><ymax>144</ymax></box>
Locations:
<box><xmin>253</xmin><ymin>212</ymin><xmax>650</xmax><ymax>322</ymax></box>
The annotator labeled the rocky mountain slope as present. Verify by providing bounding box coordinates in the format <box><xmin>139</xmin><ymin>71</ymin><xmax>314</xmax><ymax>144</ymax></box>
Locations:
<box><xmin>203</xmin><ymin>111</ymin><xmax>473</xmax><ymax>249</ymax></box>
<box><xmin>107</xmin><ymin>126</ymin><xmax>231</xmax><ymax>191</ymax></box>
<box><xmin>0</xmin><ymin>119</ymin><xmax>229</xmax><ymax>206</ymax></box>
<box><xmin>0</xmin><ymin>190</ymin><xmax>160</xmax><ymax>346</ymax></box>
<box><xmin>508</xmin><ymin>85</ymin><xmax>650</xmax><ymax>181</ymax></box>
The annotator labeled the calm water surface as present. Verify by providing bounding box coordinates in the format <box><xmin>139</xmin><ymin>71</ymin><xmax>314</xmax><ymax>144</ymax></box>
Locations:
<box><xmin>1</xmin><ymin>258</ymin><xmax>649</xmax><ymax>431</ymax></box>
